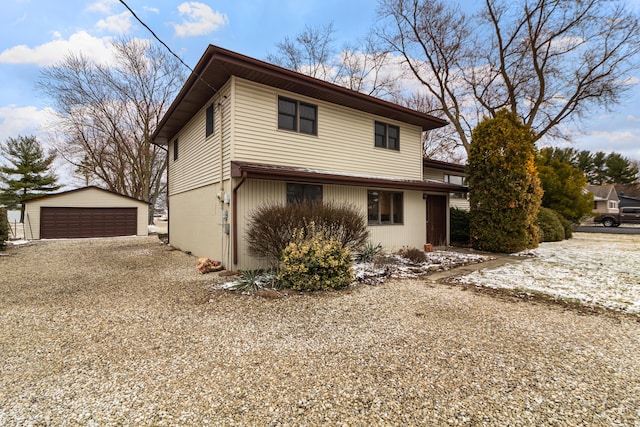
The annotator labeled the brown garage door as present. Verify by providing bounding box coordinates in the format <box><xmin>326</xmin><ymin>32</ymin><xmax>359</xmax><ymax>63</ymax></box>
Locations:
<box><xmin>40</xmin><ymin>207</ymin><xmax>137</xmax><ymax>239</ymax></box>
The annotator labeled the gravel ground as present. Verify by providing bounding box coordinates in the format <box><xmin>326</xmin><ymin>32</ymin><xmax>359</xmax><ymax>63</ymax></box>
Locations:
<box><xmin>1</xmin><ymin>237</ymin><xmax>639</xmax><ymax>426</ymax></box>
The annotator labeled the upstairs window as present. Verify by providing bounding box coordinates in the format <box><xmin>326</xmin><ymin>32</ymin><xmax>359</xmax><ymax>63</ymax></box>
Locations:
<box><xmin>367</xmin><ymin>190</ymin><xmax>403</xmax><ymax>225</ymax></box>
<box><xmin>287</xmin><ymin>183</ymin><xmax>323</xmax><ymax>204</ymax></box>
<box><xmin>173</xmin><ymin>138</ymin><xmax>179</xmax><ymax>161</ymax></box>
<box><xmin>206</xmin><ymin>104</ymin><xmax>215</xmax><ymax>137</ymax></box>
<box><xmin>375</xmin><ymin>121</ymin><xmax>400</xmax><ymax>150</ymax></box>
<box><xmin>278</xmin><ymin>96</ymin><xmax>317</xmax><ymax>135</ymax></box>
<box><xmin>444</xmin><ymin>174</ymin><xmax>466</xmax><ymax>185</ymax></box>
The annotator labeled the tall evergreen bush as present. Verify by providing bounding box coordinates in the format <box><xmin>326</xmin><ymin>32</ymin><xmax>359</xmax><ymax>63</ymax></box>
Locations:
<box><xmin>468</xmin><ymin>110</ymin><xmax>543</xmax><ymax>253</ymax></box>
<box><xmin>0</xmin><ymin>207</ymin><xmax>9</xmax><ymax>250</ymax></box>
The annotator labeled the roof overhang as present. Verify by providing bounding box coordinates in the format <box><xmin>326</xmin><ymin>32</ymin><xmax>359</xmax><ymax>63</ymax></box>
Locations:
<box><xmin>423</xmin><ymin>158</ymin><xmax>466</xmax><ymax>173</ymax></box>
<box><xmin>152</xmin><ymin>45</ymin><xmax>448</xmax><ymax>146</ymax></box>
<box><xmin>231</xmin><ymin>161</ymin><xmax>468</xmax><ymax>193</ymax></box>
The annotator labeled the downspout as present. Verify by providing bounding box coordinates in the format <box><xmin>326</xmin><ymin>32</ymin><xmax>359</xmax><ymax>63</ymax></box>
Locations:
<box><xmin>232</xmin><ymin>171</ymin><xmax>247</xmax><ymax>266</ymax></box>
<box><xmin>218</xmin><ymin>96</ymin><xmax>227</xmax><ymax>266</ymax></box>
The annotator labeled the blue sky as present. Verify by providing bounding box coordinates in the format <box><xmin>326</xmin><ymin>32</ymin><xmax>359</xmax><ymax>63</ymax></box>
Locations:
<box><xmin>1</xmin><ymin>0</ymin><xmax>639</xmax><ymax>177</ymax></box>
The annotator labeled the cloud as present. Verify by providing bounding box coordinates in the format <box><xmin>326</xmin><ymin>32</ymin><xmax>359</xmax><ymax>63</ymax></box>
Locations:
<box><xmin>627</xmin><ymin>115</ymin><xmax>640</xmax><ymax>123</ymax></box>
<box><xmin>86</xmin><ymin>0</ymin><xmax>119</xmax><ymax>14</ymax></box>
<box><xmin>0</xmin><ymin>105</ymin><xmax>56</xmax><ymax>144</ymax></box>
<box><xmin>96</xmin><ymin>11</ymin><xmax>133</xmax><ymax>34</ymax></box>
<box><xmin>173</xmin><ymin>2</ymin><xmax>228</xmax><ymax>37</ymax></box>
<box><xmin>0</xmin><ymin>31</ymin><xmax>116</xmax><ymax>67</ymax></box>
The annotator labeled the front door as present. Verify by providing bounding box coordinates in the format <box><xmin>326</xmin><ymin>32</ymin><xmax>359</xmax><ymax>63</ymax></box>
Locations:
<box><xmin>426</xmin><ymin>195</ymin><xmax>447</xmax><ymax>247</ymax></box>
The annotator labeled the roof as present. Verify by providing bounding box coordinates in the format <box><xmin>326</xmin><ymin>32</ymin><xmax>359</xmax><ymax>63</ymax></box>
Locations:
<box><xmin>423</xmin><ymin>158</ymin><xmax>466</xmax><ymax>174</ymax></box>
<box><xmin>22</xmin><ymin>186</ymin><xmax>150</xmax><ymax>205</ymax></box>
<box><xmin>586</xmin><ymin>184</ymin><xmax>619</xmax><ymax>202</ymax></box>
<box><xmin>152</xmin><ymin>45</ymin><xmax>448</xmax><ymax>145</ymax></box>
<box><xmin>231</xmin><ymin>161</ymin><xmax>468</xmax><ymax>193</ymax></box>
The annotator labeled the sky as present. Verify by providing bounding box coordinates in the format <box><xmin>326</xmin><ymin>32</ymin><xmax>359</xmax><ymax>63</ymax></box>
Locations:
<box><xmin>1</xmin><ymin>0</ymin><xmax>639</xmax><ymax>187</ymax></box>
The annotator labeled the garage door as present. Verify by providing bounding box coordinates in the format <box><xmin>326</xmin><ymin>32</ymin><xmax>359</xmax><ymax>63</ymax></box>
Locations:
<box><xmin>40</xmin><ymin>207</ymin><xmax>137</xmax><ymax>239</ymax></box>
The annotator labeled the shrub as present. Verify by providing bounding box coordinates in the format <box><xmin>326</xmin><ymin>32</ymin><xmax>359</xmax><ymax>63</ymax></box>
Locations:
<box><xmin>0</xmin><ymin>207</ymin><xmax>8</xmax><ymax>250</ymax></box>
<box><xmin>537</xmin><ymin>207</ymin><xmax>565</xmax><ymax>242</ymax></box>
<box><xmin>468</xmin><ymin>110</ymin><xmax>543</xmax><ymax>253</ymax></box>
<box><xmin>246</xmin><ymin>201</ymin><xmax>369</xmax><ymax>265</ymax></box>
<box><xmin>278</xmin><ymin>227</ymin><xmax>353</xmax><ymax>291</ymax></box>
<box><xmin>397</xmin><ymin>247</ymin><xmax>427</xmax><ymax>264</ymax></box>
<box><xmin>354</xmin><ymin>242</ymin><xmax>383</xmax><ymax>263</ymax></box>
<box><xmin>450</xmin><ymin>207</ymin><xmax>470</xmax><ymax>244</ymax></box>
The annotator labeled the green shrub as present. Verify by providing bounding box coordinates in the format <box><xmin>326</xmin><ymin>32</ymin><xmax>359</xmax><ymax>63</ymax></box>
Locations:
<box><xmin>354</xmin><ymin>242</ymin><xmax>383</xmax><ymax>263</ymax></box>
<box><xmin>468</xmin><ymin>110</ymin><xmax>543</xmax><ymax>253</ymax></box>
<box><xmin>397</xmin><ymin>247</ymin><xmax>427</xmax><ymax>264</ymax></box>
<box><xmin>0</xmin><ymin>207</ymin><xmax>8</xmax><ymax>250</ymax></box>
<box><xmin>278</xmin><ymin>227</ymin><xmax>353</xmax><ymax>291</ymax></box>
<box><xmin>537</xmin><ymin>207</ymin><xmax>565</xmax><ymax>242</ymax></box>
<box><xmin>246</xmin><ymin>201</ymin><xmax>369</xmax><ymax>265</ymax></box>
<box><xmin>558</xmin><ymin>215</ymin><xmax>573</xmax><ymax>239</ymax></box>
<box><xmin>450</xmin><ymin>207</ymin><xmax>470</xmax><ymax>244</ymax></box>
<box><xmin>228</xmin><ymin>270</ymin><xmax>276</xmax><ymax>293</ymax></box>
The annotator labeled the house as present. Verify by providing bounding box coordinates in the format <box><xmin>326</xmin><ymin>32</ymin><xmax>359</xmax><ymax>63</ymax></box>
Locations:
<box><xmin>22</xmin><ymin>186</ymin><xmax>149</xmax><ymax>240</ymax></box>
<box><xmin>152</xmin><ymin>45</ymin><xmax>467</xmax><ymax>270</ymax></box>
<box><xmin>615</xmin><ymin>184</ymin><xmax>640</xmax><ymax>209</ymax></box>
<box><xmin>423</xmin><ymin>159</ymin><xmax>468</xmax><ymax>211</ymax></box>
<box><xmin>586</xmin><ymin>184</ymin><xmax>619</xmax><ymax>216</ymax></box>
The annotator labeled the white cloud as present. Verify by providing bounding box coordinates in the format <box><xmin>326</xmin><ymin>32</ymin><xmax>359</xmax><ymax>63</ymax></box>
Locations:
<box><xmin>86</xmin><ymin>0</ymin><xmax>118</xmax><ymax>14</ymax></box>
<box><xmin>96</xmin><ymin>11</ymin><xmax>133</xmax><ymax>34</ymax></box>
<box><xmin>173</xmin><ymin>2</ymin><xmax>228</xmax><ymax>37</ymax></box>
<box><xmin>0</xmin><ymin>105</ymin><xmax>56</xmax><ymax>144</ymax></box>
<box><xmin>0</xmin><ymin>31</ymin><xmax>116</xmax><ymax>67</ymax></box>
<box><xmin>627</xmin><ymin>115</ymin><xmax>640</xmax><ymax>123</ymax></box>
<box><xmin>144</xmin><ymin>6</ymin><xmax>160</xmax><ymax>14</ymax></box>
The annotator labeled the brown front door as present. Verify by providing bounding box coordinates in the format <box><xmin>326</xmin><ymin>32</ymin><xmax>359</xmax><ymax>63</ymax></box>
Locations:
<box><xmin>426</xmin><ymin>195</ymin><xmax>447</xmax><ymax>246</ymax></box>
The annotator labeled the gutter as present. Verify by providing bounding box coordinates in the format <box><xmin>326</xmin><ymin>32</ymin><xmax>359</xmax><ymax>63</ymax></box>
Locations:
<box><xmin>232</xmin><ymin>171</ymin><xmax>248</xmax><ymax>265</ymax></box>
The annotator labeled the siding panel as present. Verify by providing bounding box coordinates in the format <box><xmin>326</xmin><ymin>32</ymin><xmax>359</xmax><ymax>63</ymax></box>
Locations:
<box><xmin>233</xmin><ymin>78</ymin><xmax>423</xmax><ymax>180</ymax></box>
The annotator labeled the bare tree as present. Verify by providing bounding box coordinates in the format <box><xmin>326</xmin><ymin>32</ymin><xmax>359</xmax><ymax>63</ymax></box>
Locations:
<box><xmin>267</xmin><ymin>24</ymin><xmax>401</xmax><ymax>99</ymax></box>
<box><xmin>377</xmin><ymin>0</ymin><xmax>640</xmax><ymax>153</ymax></box>
<box><xmin>38</xmin><ymin>38</ymin><xmax>185</xmax><ymax>223</ymax></box>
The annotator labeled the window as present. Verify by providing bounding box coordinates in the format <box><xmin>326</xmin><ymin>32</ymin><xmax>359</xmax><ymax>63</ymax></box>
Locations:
<box><xmin>444</xmin><ymin>174</ymin><xmax>466</xmax><ymax>185</ymax></box>
<box><xmin>287</xmin><ymin>183</ymin><xmax>323</xmax><ymax>204</ymax></box>
<box><xmin>278</xmin><ymin>96</ymin><xmax>317</xmax><ymax>135</ymax></box>
<box><xmin>206</xmin><ymin>104</ymin><xmax>215</xmax><ymax>137</ymax></box>
<box><xmin>374</xmin><ymin>121</ymin><xmax>400</xmax><ymax>150</ymax></box>
<box><xmin>367</xmin><ymin>190</ymin><xmax>403</xmax><ymax>225</ymax></box>
<box><xmin>173</xmin><ymin>138</ymin><xmax>178</xmax><ymax>161</ymax></box>
<box><xmin>609</xmin><ymin>201</ymin><xmax>618</xmax><ymax>209</ymax></box>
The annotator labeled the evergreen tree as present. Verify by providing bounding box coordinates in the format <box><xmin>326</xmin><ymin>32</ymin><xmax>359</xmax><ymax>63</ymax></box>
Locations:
<box><xmin>605</xmin><ymin>153</ymin><xmax>639</xmax><ymax>184</ymax></box>
<box><xmin>468</xmin><ymin>110</ymin><xmax>543</xmax><ymax>253</ymax></box>
<box><xmin>537</xmin><ymin>148</ymin><xmax>593</xmax><ymax>224</ymax></box>
<box><xmin>0</xmin><ymin>135</ymin><xmax>60</xmax><ymax>222</ymax></box>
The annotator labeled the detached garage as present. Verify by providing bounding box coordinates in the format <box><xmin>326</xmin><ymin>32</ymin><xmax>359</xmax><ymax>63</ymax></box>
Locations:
<box><xmin>23</xmin><ymin>187</ymin><xmax>149</xmax><ymax>240</ymax></box>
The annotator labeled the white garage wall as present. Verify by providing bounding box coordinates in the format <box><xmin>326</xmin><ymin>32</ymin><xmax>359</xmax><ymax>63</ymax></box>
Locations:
<box><xmin>23</xmin><ymin>187</ymin><xmax>149</xmax><ymax>239</ymax></box>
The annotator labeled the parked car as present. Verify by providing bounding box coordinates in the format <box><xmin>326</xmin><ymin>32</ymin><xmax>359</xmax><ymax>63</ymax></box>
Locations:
<box><xmin>594</xmin><ymin>207</ymin><xmax>640</xmax><ymax>227</ymax></box>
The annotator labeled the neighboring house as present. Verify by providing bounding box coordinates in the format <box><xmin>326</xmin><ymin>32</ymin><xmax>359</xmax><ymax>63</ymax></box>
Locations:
<box><xmin>152</xmin><ymin>45</ymin><xmax>467</xmax><ymax>270</ymax></box>
<box><xmin>615</xmin><ymin>184</ymin><xmax>640</xmax><ymax>208</ymax></box>
<box><xmin>23</xmin><ymin>186</ymin><xmax>149</xmax><ymax>240</ymax></box>
<box><xmin>586</xmin><ymin>184</ymin><xmax>619</xmax><ymax>215</ymax></box>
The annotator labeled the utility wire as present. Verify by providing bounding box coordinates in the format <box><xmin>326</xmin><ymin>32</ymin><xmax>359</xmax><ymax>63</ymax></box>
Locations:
<box><xmin>118</xmin><ymin>0</ymin><xmax>218</xmax><ymax>93</ymax></box>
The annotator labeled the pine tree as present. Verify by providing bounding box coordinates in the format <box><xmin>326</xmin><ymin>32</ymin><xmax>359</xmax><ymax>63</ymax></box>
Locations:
<box><xmin>0</xmin><ymin>135</ymin><xmax>60</xmax><ymax>222</ymax></box>
<box><xmin>468</xmin><ymin>110</ymin><xmax>543</xmax><ymax>253</ymax></box>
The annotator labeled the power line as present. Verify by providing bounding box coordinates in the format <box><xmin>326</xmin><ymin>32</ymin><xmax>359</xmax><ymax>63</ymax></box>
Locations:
<box><xmin>118</xmin><ymin>0</ymin><xmax>218</xmax><ymax>93</ymax></box>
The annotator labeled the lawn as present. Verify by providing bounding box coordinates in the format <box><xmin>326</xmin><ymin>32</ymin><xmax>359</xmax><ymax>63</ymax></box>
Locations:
<box><xmin>457</xmin><ymin>232</ymin><xmax>640</xmax><ymax>314</ymax></box>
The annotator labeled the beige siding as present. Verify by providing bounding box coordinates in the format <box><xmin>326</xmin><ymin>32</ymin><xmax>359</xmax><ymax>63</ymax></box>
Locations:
<box><xmin>23</xmin><ymin>188</ymin><xmax>148</xmax><ymax>240</ymax></box>
<box><xmin>232</xmin><ymin>179</ymin><xmax>428</xmax><ymax>269</ymax></box>
<box><xmin>450</xmin><ymin>197</ymin><xmax>470</xmax><ymax>211</ymax></box>
<box><xmin>169</xmin><ymin>82</ymin><xmax>232</xmax><ymax>195</ymax></box>
<box><xmin>423</xmin><ymin>168</ymin><xmax>445</xmax><ymax>181</ymax></box>
<box><xmin>168</xmin><ymin>183</ymin><xmax>231</xmax><ymax>265</ymax></box>
<box><xmin>233</xmin><ymin>78</ymin><xmax>423</xmax><ymax>180</ymax></box>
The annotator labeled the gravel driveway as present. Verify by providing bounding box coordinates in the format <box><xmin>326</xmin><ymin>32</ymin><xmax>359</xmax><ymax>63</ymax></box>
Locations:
<box><xmin>1</xmin><ymin>237</ymin><xmax>639</xmax><ymax>426</ymax></box>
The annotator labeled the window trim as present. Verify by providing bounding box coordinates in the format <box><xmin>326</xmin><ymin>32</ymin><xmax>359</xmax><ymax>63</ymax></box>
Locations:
<box><xmin>278</xmin><ymin>96</ymin><xmax>318</xmax><ymax>136</ymax></box>
<box><xmin>367</xmin><ymin>190</ymin><xmax>404</xmax><ymax>225</ymax></box>
<box><xmin>374</xmin><ymin>121</ymin><xmax>400</xmax><ymax>151</ymax></box>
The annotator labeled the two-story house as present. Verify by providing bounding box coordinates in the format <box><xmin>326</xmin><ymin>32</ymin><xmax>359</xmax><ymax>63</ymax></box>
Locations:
<box><xmin>152</xmin><ymin>45</ymin><xmax>467</xmax><ymax>270</ymax></box>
